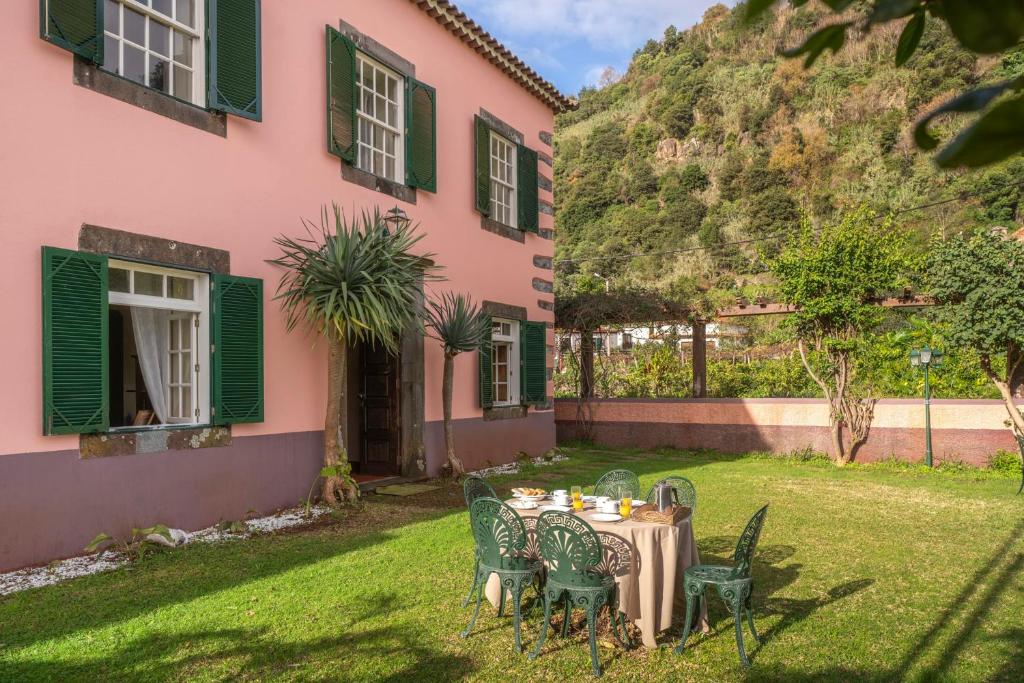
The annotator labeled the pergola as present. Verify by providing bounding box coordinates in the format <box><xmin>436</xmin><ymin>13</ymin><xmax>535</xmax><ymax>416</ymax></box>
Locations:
<box><xmin>556</xmin><ymin>290</ymin><xmax>934</xmax><ymax>398</ymax></box>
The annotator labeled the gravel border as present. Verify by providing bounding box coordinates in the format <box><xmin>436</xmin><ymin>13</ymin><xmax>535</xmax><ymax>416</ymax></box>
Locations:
<box><xmin>0</xmin><ymin>505</ymin><xmax>330</xmax><ymax>597</ymax></box>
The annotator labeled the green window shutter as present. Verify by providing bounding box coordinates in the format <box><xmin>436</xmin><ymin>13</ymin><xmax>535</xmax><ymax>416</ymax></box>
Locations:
<box><xmin>212</xmin><ymin>274</ymin><xmax>264</xmax><ymax>424</ymax></box>
<box><xmin>42</xmin><ymin>247</ymin><xmax>109</xmax><ymax>435</ymax></box>
<box><xmin>474</xmin><ymin>116</ymin><xmax>491</xmax><ymax>216</ymax></box>
<box><xmin>326</xmin><ymin>26</ymin><xmax>357</xmax><ymax>163</ymax></box>
<box><xmin>406</xmin><ymin>79</ymin><xmax>437</xmax><ymax>192</ymax></box>
<box><xmin>40</xmin><ymin>0</ymin><xmax>103</xmax><ymax>62</ymax></box>
<box><xmin>478</xmin><ymin>315</ymin><xmax>493</xmax><ymax>409</ymax></box>
<box><xmin>517</xmin><ymin>145</ymin><xmax>539</xmax><ymax>233</ymax></box>
<box><xmin>208</xmin><ymin>0</ymin><xmax>262</xmax><ymax>121</ymax></box>
<box><xmin>520</xmin><ymin>321</ymin><xmax>547</xmax><ymax>406</ymax></box>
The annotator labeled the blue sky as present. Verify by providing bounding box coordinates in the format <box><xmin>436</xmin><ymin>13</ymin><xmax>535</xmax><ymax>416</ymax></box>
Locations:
<box><xmin>457</xmin><ymin>0</ymin><xmax>734</xmax><ymax>95</ymax></box>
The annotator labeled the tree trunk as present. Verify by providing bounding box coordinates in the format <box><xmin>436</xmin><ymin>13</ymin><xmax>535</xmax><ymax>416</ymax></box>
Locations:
<box><xmin>580</xmin><ymin>331</ymin><xmax>595</xmax><ymax>399</ymax></box>
<box><xmin>830</xmin><ymin>421</ymin><xmax>845</xmax><ymax>466</ymax></box>
<box><xmin>323</xmin><ymin>333</ymin><xmax>358</xmax><ymax>506</ymax></box>
<box><xmin>443</xmin><ymin>352</ymin><xmax>466</xmax><ymax>479</ymax></box>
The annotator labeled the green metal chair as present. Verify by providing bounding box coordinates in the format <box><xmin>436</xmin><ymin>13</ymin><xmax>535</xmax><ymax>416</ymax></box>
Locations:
<box><xmin>593</xmin><ymin>469</ymin><xmax>641</xmax><ymax>500</ymax></box>
<box><xmin>461</xmin><ymin>498</ymin><xmax>543</xmax><ymax>652</ymax></box>
<box><xmin>462</xmin><ymin>476</ymin><xmax>498</xmax><ymax>608</ymax></box>
<box><xmin>645</xmin><ymin>475</ymin><xmax>697</xmax><ymax>512</ymax></box>
<box><xmin>675</xmin><ymin>504</ymin><xmax>769</xmax><ymax>668</ymax></box>
<box><xmin>1016</xmin><ymin>434</ymin><xmax>1024</xmax><ymax>496</ymax></box>
<box><xmin>529</xmin><ymin>511</ymin><xmax>632</xmax><ymax>677</ymax></box>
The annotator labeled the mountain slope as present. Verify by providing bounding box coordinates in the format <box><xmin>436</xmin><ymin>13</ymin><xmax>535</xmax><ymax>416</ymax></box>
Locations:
<box><xmin>553</xmin><ymin>2</ymin><xmax>1024</xmax><ymax>309</ymax></box>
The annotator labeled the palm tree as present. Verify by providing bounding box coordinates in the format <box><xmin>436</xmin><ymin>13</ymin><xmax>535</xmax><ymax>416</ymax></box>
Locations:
<box><xmin>269</xmin><ymin>206</ymin><xmax>436</xmax><ymax>505</ymax></box>
<box><xmin>424</xmin><ymin>292</ymin><xmax>490</xmax><ymax>478</ymax></box>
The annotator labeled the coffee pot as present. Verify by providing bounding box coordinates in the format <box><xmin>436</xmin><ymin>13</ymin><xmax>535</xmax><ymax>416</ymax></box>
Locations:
<box><xmin>654</xmin><ymin>483</ymin><xmax>675</xmax><ymax>512</ymax></box>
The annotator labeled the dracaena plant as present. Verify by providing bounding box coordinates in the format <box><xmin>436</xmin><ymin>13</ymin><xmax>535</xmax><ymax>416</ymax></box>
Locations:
<box><xmin>269</xmin><ymin>206</ymin><xmax>438</xmax><ymax>505</ymax></box>
<box><xmin>424</xmin><ymin>292</ymin><xmax>491</xmax><ymax>478</ymax></box>
<box><xmin>746</xmin><ymin>0</ymin><xmax>1024</xmax><ymax>168</ymax></box>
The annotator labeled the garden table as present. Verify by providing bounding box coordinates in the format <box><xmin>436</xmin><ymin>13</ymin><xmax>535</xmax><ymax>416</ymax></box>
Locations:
<box><xmin>485</xmin><ymin>501</ymin><xmax>709</xmax><ymax>648</ymax></box>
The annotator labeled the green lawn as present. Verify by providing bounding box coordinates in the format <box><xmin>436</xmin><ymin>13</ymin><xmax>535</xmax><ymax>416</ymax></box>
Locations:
<box><xmin>1</xmin><ymin>447</ymin><xmax>1022</xmax><ymax>682</ymax></box>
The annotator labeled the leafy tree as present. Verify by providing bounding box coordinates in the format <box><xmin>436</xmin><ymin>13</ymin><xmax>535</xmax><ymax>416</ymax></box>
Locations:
<box><xmin>624</xmin><ymin>158</ymin><xmax>659</xmax><ymax>202</ymax></box>
<box><xmin>659</xmin><ymin>195</ymin><xmax>708</xmax><ymax>242</ymax></box>
<box><xmin>717</xmin><ymin>151</ymin><xmax>747</xmax><ymax>201</ymax></box>
<box><xmin>424</xmin><ymin>292</ymin><xmax>490</xmax><ymax>479</ymax></box>
<box><xmin>270</xmin><ymin>207</ymin><xmax>436</xmax><ymax>504</ymax></box>
<box><xmin>771</xmin><ymin>207</ymin><xmax>916</xmax><ymax>464</ymax></box>
<box><xmin>746</xmin><ymin>0</ymin><xmax>1024</xmax><ymax>167</ymax></box>
<box><xmin>929</xmin><ymin>231</ymin><xmax>1024</xmax><ymax>460</ymax></box>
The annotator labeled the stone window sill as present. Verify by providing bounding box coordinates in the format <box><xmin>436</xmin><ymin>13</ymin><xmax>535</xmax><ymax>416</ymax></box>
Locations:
<box><xmin>483</xmin><ymin>406</ymin><xmax>528</xmax><ymax>421</ymax></box>
<box><xmin>80</xmin><ymin>425</ymin><xmax>232</xmax><ymax>459</ymax></box>
<box><xmin>341</xmin><ymin>164</ymin><xmax>417</xmax><ymax>204</ymax></box>
<box><xmin>73</xmin><ymin>57</ymin><xmax>227</xmax><ymax>137</ymax></box>
<box><xmin>480</xmin><ymin>216</ymin><xmax>525</xmax><ymax>243</ymax></box>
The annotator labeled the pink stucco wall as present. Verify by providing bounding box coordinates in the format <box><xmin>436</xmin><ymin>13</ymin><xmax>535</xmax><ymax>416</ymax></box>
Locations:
<box><xmin>0</xmin><ymin>1</ymin><xmax>555</xmax><ymax>458</ymax></box>
<box><xmin>555</xmin><ymin>398</ymin><xmax>1020</xmax><ymax>466</ymax></box>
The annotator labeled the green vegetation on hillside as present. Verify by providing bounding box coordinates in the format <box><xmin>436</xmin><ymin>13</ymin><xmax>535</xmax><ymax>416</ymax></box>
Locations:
<box><xmin>554</xmin><ymin>3</ymin><xmax>1024</xmax><ymax>305</ymax></box>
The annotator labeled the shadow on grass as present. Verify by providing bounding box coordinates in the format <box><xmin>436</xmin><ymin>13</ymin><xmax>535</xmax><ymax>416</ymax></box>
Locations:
<box><xmin>0</xmin><ymin>489</ymin><xmax>469</xmax><ymax>651</ymax></box>
<box><xmin>0</xmin><ymin>593</ymin><xmax>477</xmax><ymax>682</ymax></box>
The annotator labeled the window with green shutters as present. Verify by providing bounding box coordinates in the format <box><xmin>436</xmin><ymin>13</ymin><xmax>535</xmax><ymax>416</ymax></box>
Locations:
<box><xmin>326</xmin><ymin>26</ymin><xmax>437</xmax><ymax>193</ymax></box>
<box><xmin>41</xmin><ymin>246</ymin><xmax>264</xmax><ymax>435</ymax></box>
<box><xmin>520</xmin><ymin>321</ymin><xmax>547</xmax><ymax>405</ymax></box>
<box><xmin>211</xmin><ymin>274</ymin><xmax>264</xmax><ymax>424</ymax></box>
<box><xmin>475</xmin><ymin>117</ymin><xmax>540</xmax><ymax>232</ymax></box>
<box><xmin>406</xmin><ymin>79</ymin><xmax>437</xmax><ymax>192</ymax></box>
<box><xmin>326</xmin><ymin>25</ymin><xmax>358</xmax><ymax>163</ymax></box>
<box><xmin>40</xmin><ymin>0</ymin><xmax>263</xmax><ymax>119</ymax></box>
<box><xmin>478</xmin><ymin>316</ymin><xmax>548</xmax><ymax>411</ymax></box>
<box><xmin>208</xmin><ymin>0</ymin><xmax>262</xmax><ymax>120</ymax></box>
<box><xmin>42</xmin><ymin>247</ymin><xmax>109</xmax><ymax>435</ymax></box>
<box><xmin>517</xmin><ymin>146</ymin><xmax>539</xmax><ymax>234</ymax></box>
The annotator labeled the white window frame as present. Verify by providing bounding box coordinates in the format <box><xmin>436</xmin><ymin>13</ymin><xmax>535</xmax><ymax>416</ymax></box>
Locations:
<box><xmin>102</xmin><ymin>0</ymin><xmax>206</xmax><ymax>107</ymax></box>
<box><xmin>355</xmin><ymin>53</ymin><xmax>405</xmax><ymax>184</ymax></box>
<box><xmin>491</xmin><ymin>318</ymin><xmax>520</xmax><ymax>407</ymax></box>
<box><xmin>489</xmin><ymin>131</ymin><xmax>518</xmax><ymax>228</ymax></box>
<box><xmin>108</xmin><ymin>259</ymin><xmax>210</xmax><ymax>426</ymax></box>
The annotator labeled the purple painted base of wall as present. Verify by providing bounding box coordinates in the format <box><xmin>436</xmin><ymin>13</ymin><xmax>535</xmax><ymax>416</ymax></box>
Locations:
<box><xmin>0</xmin><ymin>412</ymin><xmax>556</xmax><ymax>572</ymax></box>
<box><xmin>425</xmin><ymin>411</ymin><xmax>556</xmax><ymax>476</ymax></box>
<box><xmin>556</xmin><ymin>421</ymin><xmax>1014</xmax><ymax>467</ymax></box>
<box><xmin>0</xmin><ymin>431</ymin><xmax>323</xmax><ymax>572</ymax></box>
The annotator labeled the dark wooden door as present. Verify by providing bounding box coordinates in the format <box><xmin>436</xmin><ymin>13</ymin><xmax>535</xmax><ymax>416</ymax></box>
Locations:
<box><xmin>360</xmin><ymin>343</ymin><xmax>400</xmax><ymax>475</ymax></box>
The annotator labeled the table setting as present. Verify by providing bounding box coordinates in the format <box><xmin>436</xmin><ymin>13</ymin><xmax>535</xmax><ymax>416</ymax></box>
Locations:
<box><xmin>488</xmin><ymin>481</ymin><xmax>709</xmax><ymax>648</ymax></box>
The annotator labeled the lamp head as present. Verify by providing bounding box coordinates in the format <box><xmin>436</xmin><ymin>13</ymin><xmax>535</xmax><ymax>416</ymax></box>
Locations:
<box><xmin>910</xmin><ymin>349</ymin><xmax>921</xmax><ymax>368</ymax></box>
<box><xmin>920</xmin><ymin>347</ymin><xmax>932</xmax><ymax>365</ymax></box>
<box><xmin>383</xmin><ymin>206</ymin><xmax>410</xmax><ymax>234</ymax></box>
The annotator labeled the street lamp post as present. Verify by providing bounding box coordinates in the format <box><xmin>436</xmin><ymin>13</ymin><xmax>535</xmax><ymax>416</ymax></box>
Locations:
<box><xmin>910</xmin><ymin>346</ymin><xmax>943</xmax><ymax>467</ymax></box>
<box><xmin>383</xmin><ymin>206</ymin><xmax>411</xmax><ymax>234</ymax></box>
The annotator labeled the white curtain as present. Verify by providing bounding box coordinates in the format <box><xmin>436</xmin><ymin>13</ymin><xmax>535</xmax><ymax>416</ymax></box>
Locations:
<box><xmin>131</xmin><ymin>307</ymin><xmax>170</xmax><ymax>424</ymax></box>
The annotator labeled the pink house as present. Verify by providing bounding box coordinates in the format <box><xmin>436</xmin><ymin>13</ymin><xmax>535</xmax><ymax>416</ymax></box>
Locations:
<box><xmin>1</xmin><ymin>0</ymin><xmax>571</xmax><ymax>571</ymax></box>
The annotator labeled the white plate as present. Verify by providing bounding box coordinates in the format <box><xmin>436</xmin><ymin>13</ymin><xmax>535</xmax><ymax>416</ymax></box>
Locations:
<box><xmin>539</xmin><ymin>504</ymin><xmax>572</xmax><ymax>512</ymax></box>
<box><xmin>590</xmin><ymin>513</ymin><xmax>625</xmax><ymax>523</ymax></box>
<box><xmin>581</xmin><ymin>495</ymin><xmax>599</xmax><ymax>502</ymax></box>
<box><xmin>510</xmin><ymin>500</ymin><xmax>538</xmax><ymax>510</ymax></box>
<box><xmin>513</xmin><ymin>494</ymin><xmax>547</xmax><ymax>502</ymax></box>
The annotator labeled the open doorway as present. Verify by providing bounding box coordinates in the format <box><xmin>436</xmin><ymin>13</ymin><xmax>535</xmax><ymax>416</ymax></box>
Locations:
<box><xmin>347</xmin><ymin>341</ymin><xmax>401</xmax><ymax>478</ymax></box>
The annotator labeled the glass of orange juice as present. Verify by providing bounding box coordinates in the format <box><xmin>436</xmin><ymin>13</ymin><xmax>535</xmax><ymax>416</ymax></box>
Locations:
<box><xmin>619</xmin><ymin>496</ymin><xmax>632</xmax><ymax>519</ymax></box>
<box><xmin>571</xmin><ymin>485</ymin><xmax>583</xmax><ymax>512</ymax></box>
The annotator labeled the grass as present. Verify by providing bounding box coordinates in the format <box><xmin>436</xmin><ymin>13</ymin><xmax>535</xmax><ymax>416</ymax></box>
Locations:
<box><xmin>1</xmin><ymin>446</ymin><xmax>1022</xmax><ymax>682</ymax></box>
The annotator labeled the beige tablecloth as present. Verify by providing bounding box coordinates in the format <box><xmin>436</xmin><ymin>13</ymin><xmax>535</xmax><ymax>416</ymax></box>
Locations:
<box><xmin>485</xmin><ymin>502</ymin><xmax>709</xmax><ymax>648</ymax></box>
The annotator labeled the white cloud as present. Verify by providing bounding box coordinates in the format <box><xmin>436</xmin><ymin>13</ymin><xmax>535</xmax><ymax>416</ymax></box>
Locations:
<box><xmin>458</xmin><ymin>0</ymin><xmax>724</xmax><ymax>50</ymax></box>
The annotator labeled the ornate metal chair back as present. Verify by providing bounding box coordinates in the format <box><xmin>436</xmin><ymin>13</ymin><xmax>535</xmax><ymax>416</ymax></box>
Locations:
<box><xmin>535</xmin><ymin>511</ymin><xmax>604</xmax><ymax>586</ymax></box>
<box><xmin>470</xmin><ymin>498</ymin><xmax>529</xmax><ymax>567</ymax></box>
<box><xmin>593</xmin><ymin>469</ymin><xmax>641</xmax><ymax>499</ymax></box>
<box><xmin>731</xmin><ymin>504</ymin><xmax>769</xmax><ymax>580</ymax></box>
<box><xmin>463</xmin><ymin>476</ymin><xmax>497</xmax><ymax>512</ymax></box>
<box><xmin>647</xmin><ymin>476</ymin><xmax>697</xmax><ymax>511</ymax></box>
